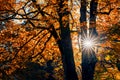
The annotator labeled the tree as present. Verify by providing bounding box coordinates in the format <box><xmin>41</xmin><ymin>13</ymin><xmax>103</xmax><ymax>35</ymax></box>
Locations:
<box><xmin>0</xmin><ymin>0</ymin><xmax>120</xmax><ymax>80</ymax></box>
<box><xmin>79</xmin><ymin>0</ymin><xmax>120</xmax><ymax>79</ymax></box>
<box><xmin>48</xmin><ymin>0</ymin><xmax>78</xmax><ymax>80</ymax></box>
<box><xmin>0</xmin><ymin>0</ymin><xmax>78</xmax><ymax>80</ymax></box>
<box><xmin>80</xmin><ymin>0</ymin><xmax>98</xmax><ymax>80</ymax></box>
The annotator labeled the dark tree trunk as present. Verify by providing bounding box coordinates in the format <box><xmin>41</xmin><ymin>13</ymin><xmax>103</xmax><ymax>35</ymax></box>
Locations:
<box><xmin>90</xmin><ymin>0</ymin><xmax>98</xmax><ymax>37</ymax></box>
<box><xmin>50</xmin><ymin>0</ymin><xmax>78</xmax><ymax>80</ymax></box>
<box><xmin>80</xmin><ymin>0</ymin><xmax>98</xmax><ymax>80</ymax></box>
<box><xmin>58</xmin><ymin>1</ymin><xmax>78</xmax><ymax>80</ymax></box>
<box><xmin>50</xmin><ymin>24</ymin><xmax>78</xmax><ymax>80</ymax></box>
<box><xmin>60</xmin><ymin>23</ymin><xmax>78</xmax><ymax>80</ymax></box>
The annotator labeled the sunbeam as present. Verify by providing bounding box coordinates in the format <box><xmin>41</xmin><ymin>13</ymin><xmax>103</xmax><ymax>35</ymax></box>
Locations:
<box><xmin>81</xmin><ymin>32</ymin><xmax>98</xmax><ymax>53</ymax></box>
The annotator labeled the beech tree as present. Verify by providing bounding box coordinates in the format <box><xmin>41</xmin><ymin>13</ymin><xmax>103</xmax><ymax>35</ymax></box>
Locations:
<box><xmin>0</xmin><ymin>0</ymin><xmax>120</xmax><ymax>80</ymax></box>
<box><xmin>0</xmin><ymin>0</ymin><xmax>78</xmax><ymax>80</ymax></box>
<box><xmin>80</xmin><ymin>0</ymin><xmax>120</xmax><ymax>79</ymax></box>
<box><xmin>80</xmin><ymin>0</ymin><xmax>98</xmax><ymax>80</ymax></box>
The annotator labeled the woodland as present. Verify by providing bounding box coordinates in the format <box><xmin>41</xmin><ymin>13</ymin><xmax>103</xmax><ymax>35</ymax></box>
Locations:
<box><xmin>0</xmin><ymin>0</ymin><xmax>120</xmax><ymax>80</ymax></box>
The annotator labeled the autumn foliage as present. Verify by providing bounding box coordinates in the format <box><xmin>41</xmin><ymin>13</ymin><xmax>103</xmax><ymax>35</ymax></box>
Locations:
<box><xmin>0</xmin><ymin>0</ymin><xmax>120</xmax><ymax>80</ymax></box>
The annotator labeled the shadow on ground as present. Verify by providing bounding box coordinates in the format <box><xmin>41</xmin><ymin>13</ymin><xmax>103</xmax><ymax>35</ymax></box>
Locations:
<box><xmin>11</xmin><ymin>60</ymin><xmax>55</xmax><ymax>80</ymax></box>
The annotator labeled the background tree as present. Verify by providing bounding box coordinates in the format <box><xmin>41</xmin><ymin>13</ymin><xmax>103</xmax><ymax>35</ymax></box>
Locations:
<box><xmin>80</xmin><ymin>0</ymin><xmax>98</xmax><ymax>80</ymax></box>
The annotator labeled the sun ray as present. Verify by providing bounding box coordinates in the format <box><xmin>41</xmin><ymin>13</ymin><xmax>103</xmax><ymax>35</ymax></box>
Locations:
<box><xmin>81</xmin><ymin>31</ymin><xmax>98</xmax><ymax>54</ymax></box>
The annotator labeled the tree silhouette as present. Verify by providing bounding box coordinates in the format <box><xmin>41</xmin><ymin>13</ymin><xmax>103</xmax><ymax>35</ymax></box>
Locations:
<box><xmin>80</xmin><ymin>0</ymin><xmax>98</xmax><ymax>80</ymax></box>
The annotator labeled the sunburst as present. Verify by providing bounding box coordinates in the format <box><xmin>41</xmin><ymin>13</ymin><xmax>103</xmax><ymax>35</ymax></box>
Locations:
<box><xmin>81</xmin><ymin>31</ymin><xmax>98</xmax><ymax>53</ymax></box>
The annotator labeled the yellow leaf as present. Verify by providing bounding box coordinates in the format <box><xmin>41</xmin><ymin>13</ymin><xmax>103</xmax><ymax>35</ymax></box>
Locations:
<box><xmin>105</xmin><ymin>55</ymin><xmax>110</xmax><ymax>61</ymax></box>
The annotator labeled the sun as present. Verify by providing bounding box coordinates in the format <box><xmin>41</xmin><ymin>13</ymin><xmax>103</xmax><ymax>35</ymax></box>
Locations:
<box><xmin>83</xmin><ymin>38</ymin><xmax>94</xmax><ymax>48</ymax></box>
<box><xmin>81</xmin><ymin>32</ymin><xmax>98</xmax><ymax>53</ymax></box>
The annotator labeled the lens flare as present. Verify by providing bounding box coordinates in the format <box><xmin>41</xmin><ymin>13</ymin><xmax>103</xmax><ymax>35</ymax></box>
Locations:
<box><xmin>81</xmin><ymin>32</ymin><xmax>98</xmax><ymax>53</ymax></box>
<box><xmin>83</xmin><ymin>39</ymin><xmax>94</xmax><ymax>48</ymax></box>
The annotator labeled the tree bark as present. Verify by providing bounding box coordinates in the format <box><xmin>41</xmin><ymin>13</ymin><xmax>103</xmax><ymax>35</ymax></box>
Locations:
<box><xmin>80</xmin><ymin>0</ymin><xmax>98</xmax><ymax>80</ymax></box>
<box><xmin>50</xmin><ymin>0</ymin><xmax>78</xmax><ymax>80</ymax></box>
<box><xmin>50</xmin><ymin>24</ymin><xmax>78</xmax><ymax>80</ymax></box>
<box><xmin>60</xmin><ymin>23</ymin><xmax>78</xmax><ymax>80</ymax></box>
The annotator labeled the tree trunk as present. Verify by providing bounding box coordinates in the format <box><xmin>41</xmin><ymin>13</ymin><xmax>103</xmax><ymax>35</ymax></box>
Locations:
<box><xmin>60</xmin><ymin>23</ymin><xmax>78</xmax><ymax>80</ymax></box>
<box><xmin>50</xmin><ymin>24</ymin><xmax>78</xmax><ymax>80</ymax></box>
<box><xmin>50</xmin><ymin>0</ymin><xmax>78</xmax><ymax>80</ymax></box>
<box><xmin>80</xmin><ymin>0</ymin><xmax>98</xmax><ymax>80</ymax></box>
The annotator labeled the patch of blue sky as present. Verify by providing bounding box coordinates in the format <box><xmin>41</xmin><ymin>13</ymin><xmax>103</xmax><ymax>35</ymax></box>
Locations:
<box><xmin>12</xmin><ymin>15</ymin><xmax>25</xmax><ymax>24</ymax></box>
<box><xmin>16</xmin><ymin>0</ymin><xmax>25</xmax><ymax>3</ymax></box>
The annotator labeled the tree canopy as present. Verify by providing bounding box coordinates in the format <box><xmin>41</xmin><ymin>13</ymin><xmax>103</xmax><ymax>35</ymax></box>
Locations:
<box><xmin>0</xmin><ymin>0</ymin><xmax>120</xmax><ymax>80</ymax></box>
